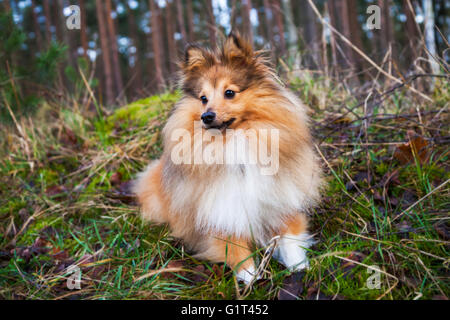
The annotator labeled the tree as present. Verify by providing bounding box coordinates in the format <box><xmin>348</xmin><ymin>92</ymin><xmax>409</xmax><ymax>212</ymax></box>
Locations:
<box><xmin>262</xmin><ymin>0</ymin><xmax>275</xmax><ymax>49</ymax></box>
<box><xmin>149</xmin><ymin>0</ymin><xmax>165</xmax><ymax>89</ymax></box>
<box><xmin>205</xmin><ymin>0</ymin><xmax>216</xmax><ymax>47</ymax></box>
<box><xmin>377</xmin><ymin>0</ymin><xmax>395</xmax><ymax>55</ymax></box>
<box><xmin>186</xmin><ymin>0</ymin><xmax>195</xmax><ymax>42</ymax></box>
<box><xmin>126</xmin><ymin>2</ymin><xmax>143</xmax><ymax>95</ymax></box>
<box><xmin>96</xmin><ymin>0</ymin><xmax>114</xmax><ymax>104</ymax></box>
<box><xmin>105</xmin><ymin>0</ymin><xmax>124</xmax><ymax>98</ymax></box>
<box><xmin>281</xmin><ymin>0</ymin><xmax>298</xmax><ymax>62</ymax></box>
<box><xmin>175</xmin><ymin>0</ymin><xmax>187</xmax><ymax>43</ymax></box>
<box><xmin>79</xmin><ymin>0</ymin><xmax>89</xmax><ymax>61</ymax></box>
<box><xmin>272</xmin><ymin>0</ymin><xmax>286</xmax><ymax>57</ymax></box>
<box><xmin>43</xmin><ymin>0</ymin><xmax>52</xmax><ymax>46</ymax></box>
<box><xmin>165</xmin><ymin>0</ymin><xmax>177</xmax><ymax>74</ymax></box>
<box><xmin>30</xmin><ymin>0</ymin><xmax>43</xmax><ymax>52</ymax></box>
<box><xmin>423</xmin><ymin>0</ymin><xmax>440</xmax><ymax>74</ymax></box>
<box><xmin>295</xmin><ymin>0</ymin><xmax>320</xmax><ymax>68</ymax></box>
<box><xmin>242</xmin><ymin>0</ymin><xmax>254</xmax><ymax>43</ymax></box>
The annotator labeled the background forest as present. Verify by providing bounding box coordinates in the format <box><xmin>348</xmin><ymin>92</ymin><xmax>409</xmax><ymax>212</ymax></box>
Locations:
<box><xmin>0</xmin><ymin>1</ymin><xmax>449</xmax><ymax>300</ymax></box>
<box><xmin>1</xmin><ymin>0</ymin><xmax>449</xmax><ymax>111</ymax></box>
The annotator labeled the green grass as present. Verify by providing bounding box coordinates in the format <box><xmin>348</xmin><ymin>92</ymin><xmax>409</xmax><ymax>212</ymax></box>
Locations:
<box><xmin>0</xmin><ymin>77</ymin><xmax>448</xmax><ymax>300</ymax></box>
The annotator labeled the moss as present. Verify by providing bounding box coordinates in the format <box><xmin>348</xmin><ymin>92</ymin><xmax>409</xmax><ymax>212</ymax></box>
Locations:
<box><xmin>106</xmin><ymin>91</ymin><xmax>181</xmax><ymax>131</ymax></box>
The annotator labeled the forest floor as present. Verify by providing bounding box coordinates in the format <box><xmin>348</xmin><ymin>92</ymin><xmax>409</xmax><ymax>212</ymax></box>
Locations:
<box><xmin>0</xmin><ymin>73</ymin><xmax>448</xmax><ymax>300</ymax></box>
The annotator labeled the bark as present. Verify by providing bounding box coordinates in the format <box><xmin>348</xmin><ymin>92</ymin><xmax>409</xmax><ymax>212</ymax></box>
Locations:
<box><xmin>263</xmin><ymin>0</ymin><xmax>275</xmax><ymax>49</ymax></box>
<box><xmin>272</xmin><ymin>0</ymin><xmax>286</xmax><ymax>57</ymax></box>
<box><xmin>175</xmin><ymin>0</ymin><xmax>187</xmax><ymax>43</ymax></box>
<box><xmin>230</xmin><ymin>0</ymin><xmax>238</xmax><ymax>29</ymax></box>
<box><xmin>281</xmin><ymin>0</ymin><xmax>298</xmax><ymax>61</ymax></box>
<box><xmin>105</xmin><ymin>0</ymin><xmax>124</xmax><ymax>97</ymax></box>
<box><xmin>186</xmin><ymin>0</ymin><xmax>195</xmax><ymax>42</ymax></box>
<box><xmin>96</xmin><ymin>0</ymin><xmax>114</xmax><ymax>104</ymax></box>
<box><xmin>378</xmin><ymin>0</ymin><xmax>395</xmax><ymax>54</ymax></box>
<box><xmin>165</xmin><ymin>0</ymin><xmax>177</xmax><ymax>74</ymax></box>
<box><xmin>79</xmin><ymin>0</ymin><xmax>89</xmax><ymax>61</ymax></box>
<box><xmin>242</xmin><ymin>0</ymin><xmax>254</xmax><ymax>43</ymax></box>
<box><xmin>127</xmin><ymin>2</ymin><xmax>143</xmax><ymax>93</ymax></box>
<box><xmin>3</xmin><ymin>0</ymin><xmax>11</xmax><ymax>12</ymax></box>
<box><xmin>347</xmin><ymin>0</ymin><xmax>366</xmax><ymax>73</ymax></box>
<box><xmin>149</xmin><ymin>0</ymin><xmax>165</xmax><ymax>89</ymax></box>
<box><xmin>30</xmin><ymin>0</ymin><xmax>43</xmax><ymax>52</ymax></box>
<box><xmin>43</xmin><ymin>0</ymin><xmax>52</xmax><ymax>45</ymax></box>
<box><xmin>205</xmin><ymin>0</ymin><xmax>216</xmax><ymax>47</ymax></box>
<box><xmin>423</xmin><ymin>0</ymin><xmax>440</xmax><ymax>73</ymax></box>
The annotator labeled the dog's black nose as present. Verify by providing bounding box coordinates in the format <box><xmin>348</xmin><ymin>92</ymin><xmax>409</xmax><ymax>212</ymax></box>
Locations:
<box><xmin>201</xmin><ymin>111</ymin><xmax>216</xmax><ymax>125</ymax></box>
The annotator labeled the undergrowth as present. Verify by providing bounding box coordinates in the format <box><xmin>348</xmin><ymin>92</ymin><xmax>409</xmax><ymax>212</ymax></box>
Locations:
<box><xmin>0</xmin><ymin>74</ymin><xmax>448</xmax><ymax>300</ymax></box>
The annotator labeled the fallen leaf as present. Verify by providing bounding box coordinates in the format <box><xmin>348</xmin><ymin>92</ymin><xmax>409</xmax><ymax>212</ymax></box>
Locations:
<box><xmin>394</xmin><ymin>131</ymin><xmax>430</xmax><ymax>165</ymax></box>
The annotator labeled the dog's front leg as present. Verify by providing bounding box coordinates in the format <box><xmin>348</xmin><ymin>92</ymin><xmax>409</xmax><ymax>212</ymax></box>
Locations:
<box><xmin>273</xmin><ymin>214</ymin><xmax>313</xmax><ymax>271</ymax></box>
<box><xmin>195</xmin><ymin>236</ymin><xmax>258</xmax><ymax>284</ymax></box>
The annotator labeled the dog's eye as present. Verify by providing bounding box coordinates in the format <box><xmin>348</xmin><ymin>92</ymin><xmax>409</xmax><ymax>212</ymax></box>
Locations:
<box><xmin>200</xmin><ymin>96</ymin><xmax>208</xmax><ymax>104</ymax></box>
<box><xmin>224</xmin><ymin>90</ymin><xmax>235</xmax><ymax>99</ymax></box>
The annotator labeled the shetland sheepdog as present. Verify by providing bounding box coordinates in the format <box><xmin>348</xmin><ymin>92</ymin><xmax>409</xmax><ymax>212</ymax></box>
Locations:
<box><xmin>133</xmin><ymin>32</ymin><xmax>322</xmax><ymax>283</ymax></box>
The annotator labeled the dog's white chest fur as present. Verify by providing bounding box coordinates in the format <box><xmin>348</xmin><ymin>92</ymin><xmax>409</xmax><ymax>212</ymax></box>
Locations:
<box><xmin>194</xmin><ymin>163</ymin><xmax>307</xmax><ymax>242</ymax></box>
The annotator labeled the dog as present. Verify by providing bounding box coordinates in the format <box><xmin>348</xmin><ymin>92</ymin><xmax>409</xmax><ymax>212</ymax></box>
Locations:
<box><xmin>133</xmin><ymin>32</ymin><xmax>322</xmax><ymax>283</ymax></box>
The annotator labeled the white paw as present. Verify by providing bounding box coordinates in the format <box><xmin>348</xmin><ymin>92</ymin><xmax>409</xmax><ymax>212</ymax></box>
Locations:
<box><xmin>273</xmin><ymin>232</ymin><xmax>313</xmax><ymax>272</ymax></box>
<box><xmin>236</xmin><ymin>265</ymin><xmax>260</xmax><ymax>284</ymax></box>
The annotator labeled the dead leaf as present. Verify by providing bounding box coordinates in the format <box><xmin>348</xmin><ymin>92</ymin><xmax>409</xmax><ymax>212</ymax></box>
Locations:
<box><xmin>394</xmin><ymin>131</ymin><xmax>430</xmax><ymax>165</ymax></box>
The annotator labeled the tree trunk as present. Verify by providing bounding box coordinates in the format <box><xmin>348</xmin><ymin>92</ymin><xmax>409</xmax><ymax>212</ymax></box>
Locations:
<box><xmin>96</xmin><ymin>0</ymin><xmax>114</xmax><ymax>105</ymax></box>
<box><xmin>242</xmin><ymin>0</ymin><xmax>254</xmax><ymax>43</ymax></box>
<box><xmin>3</xmin><ymin>0</ymin><xmax>11</xmax><ymax>12</ymax></box>
<box><xmin>272</xmin><ymin>0</ymin><xmax>286</xmax><ymax>57</ymax></box>
<box><xmin>79</xmin><ymin>0</ymin><xmax>89</xmax><ymax>61</ymax></box>
<box><xmin>149</xmin><ymin>0</ymin><xmax>165</xmax><ymax>90</ymax></box>
<box><xmin>165</xmin><ymin>0</ymin><xmax>177</xmax><ymax>74</ymax></box>
<box><xmin>263</xmin><ymin>0</ymin><xmax>275</xmax><ymax>49</ymax></box>
<box><xmin>230</xmin><ymin>0</ymin><xmax>238</xmax><ymax>29</ymax></box>
<box><xmin>281</xmin><ymin>0</ymin><xmax>298</xmax><ymax>63</ymax></box>
<box><xmin>300</xmin><ymin>0</ymin><xmax>320</xmax><ymax>68</ymax></box>
<box><xmin>186</xmin><ymin>0</ymin><xmax>195</xmax><ymax>42</ymax></box>
<box><xmin>30</xmin><ymin>0</ymin><xmax>43</xmax><ymax>52</ymax></box>
<box><xmin>347</xmin><ymin>0</ymin><xmax>366</xmax><ymax>74</ymax></box>
<box><xmin>127</xmin><ymin>2</ymin><xmax>143</xmax><ymax>95</ymax></box>
<box><xmin>105</xmin><ymin>0</ymin><xmax>124</xmax><ymax>99</ymax></box>
<box><xmin>43</xmin><ymin>0</ymin><xmax>52</xmax><ymax>46</ymax></box>
<box><xmin>423</xmin><ymin>0</ymin><xmax>440</xmax><ymax>74</ymax></box>
<box><xmin>378</xmin><ymin>0</ymin><xmax>395</xmax><ymax>55</ymax></box>
<box><xmin>175</xmin><ymin>0</ymin><xmax>187</xmax><ymax>43</ymax></box>
<box><xmin>205</xmin><ymin>0</ymin><xmax>216</xmax><ymax>47</ymax></box>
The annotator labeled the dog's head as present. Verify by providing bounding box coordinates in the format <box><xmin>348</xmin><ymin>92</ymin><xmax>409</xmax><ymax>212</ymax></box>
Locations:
<box><xmin>179</xmin><ymin>32</ymin><xmax>277</xmax><ymax>130</ymax></box>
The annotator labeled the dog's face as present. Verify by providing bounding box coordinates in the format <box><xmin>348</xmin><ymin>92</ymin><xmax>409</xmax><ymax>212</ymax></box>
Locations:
<box><xmin>180</xmin><ymin>33</ymin><xmax>275</xmax><ymax>130</ymax></box>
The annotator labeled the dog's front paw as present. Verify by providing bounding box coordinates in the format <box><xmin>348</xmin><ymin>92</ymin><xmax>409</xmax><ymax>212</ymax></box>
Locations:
<box><xmin>236</xmin><ymin>265</ymin><xmax>260</xmax><ymax>284</ymax></box>
<box><xmin>273</xmin><ymin>233</ymin><xmax>312</xmax><ymax>272</ymax></box>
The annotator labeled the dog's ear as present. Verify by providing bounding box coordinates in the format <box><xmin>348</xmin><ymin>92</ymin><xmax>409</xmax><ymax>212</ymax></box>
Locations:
<box><xmin>223</xmin><ymin>31</ymin><xmax>253</xmax><ymax>62</ymax></box>
<box><xmin>181</xmin><ymin>44</ymin><xmax>215</xmax><ymax>72</ymax></box>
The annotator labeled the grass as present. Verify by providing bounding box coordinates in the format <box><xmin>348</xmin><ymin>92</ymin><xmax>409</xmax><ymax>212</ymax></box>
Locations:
<box><xmin>0</xmin><ymin>73</ymin><xmax>448</xmax><ymax>300</ymax></box>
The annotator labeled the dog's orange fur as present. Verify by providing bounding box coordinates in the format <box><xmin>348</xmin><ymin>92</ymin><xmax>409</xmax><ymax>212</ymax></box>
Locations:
<box><xmin>134</xmin><ymin>32</ymin><xmax>322</xmax><ymax>279</ymax></box>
